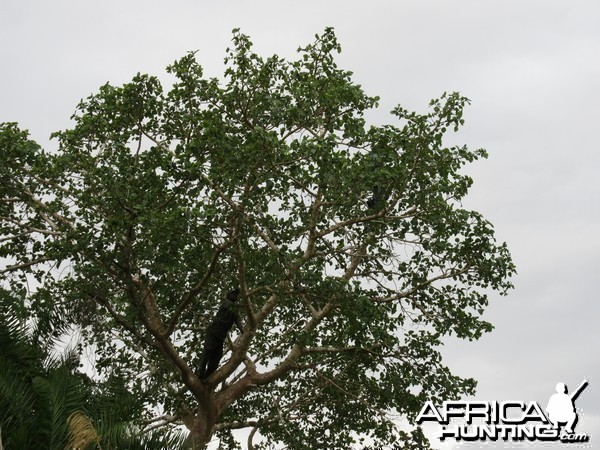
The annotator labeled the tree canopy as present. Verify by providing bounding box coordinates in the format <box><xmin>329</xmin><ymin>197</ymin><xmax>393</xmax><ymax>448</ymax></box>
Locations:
<box><xmin>0</xmin><ymin>28</ymin><xmax>515</xmax><ymax>449</ymax></box>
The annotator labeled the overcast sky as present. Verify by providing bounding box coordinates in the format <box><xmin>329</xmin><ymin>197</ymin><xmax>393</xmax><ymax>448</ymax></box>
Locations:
<box><xmin>1</xmin><ymin>1</ymin><xmax>598</xmax><ymax>448</ymax></box>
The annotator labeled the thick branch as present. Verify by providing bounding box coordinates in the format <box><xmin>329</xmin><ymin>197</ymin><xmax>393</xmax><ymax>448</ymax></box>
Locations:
<box><xmin>128</xmin><ymin>276</ymin><xmax>208</xmax><ymax>400</ymax></box>
<box><xmin>0</xmin><ymin>257</ymin><xmax>52</xmax><ymax>275</ymax></box>
<box><xmin>141</xmin><ymin>414</ymin><xmax>181</xmax><ymax>434</ymax></box>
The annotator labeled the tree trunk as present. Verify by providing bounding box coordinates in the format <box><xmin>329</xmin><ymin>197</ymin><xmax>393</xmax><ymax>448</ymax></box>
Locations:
<box><xmin>183</xmin><ymin>395</ymin><xmax>218</xmax><ymax>449</ymax></box>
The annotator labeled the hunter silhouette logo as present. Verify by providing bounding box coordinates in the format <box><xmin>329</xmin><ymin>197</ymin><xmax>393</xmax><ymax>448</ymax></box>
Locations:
<box><xmin>416</xmin><ymin>379</ymin><xmax>590</xmax><ymax>443</ymax></box>
<box><xmin>547</xmin><ymin>380</ymin><xmax>588</xmax><ymax>436</ymax></box>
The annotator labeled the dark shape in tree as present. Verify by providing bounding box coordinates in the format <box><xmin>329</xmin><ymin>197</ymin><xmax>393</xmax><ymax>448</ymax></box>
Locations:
<box><xmin>0</xmin><ymin>28</ymin><xmax>515</xmax><ymax>449</ymax></box>
<box><xmin>196</xmin><ymin>289</ymin><xmax>243</xmax><ymax>380</ymax></box>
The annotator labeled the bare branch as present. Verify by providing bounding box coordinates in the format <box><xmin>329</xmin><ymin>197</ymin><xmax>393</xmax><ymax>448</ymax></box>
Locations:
<box><xmin>0</xmin><ymin>257</ymin><xmax>52</xmax><ymax>275</ymax></box>
<box><xmin>141</xmin><ymin>414</ymin><xmax>181</xmax><ymax>434</ymax></box>
<box><xmin>21</xmin><ymin>186</ymin><xmax>75</xmax><ymax>232</ymax></box>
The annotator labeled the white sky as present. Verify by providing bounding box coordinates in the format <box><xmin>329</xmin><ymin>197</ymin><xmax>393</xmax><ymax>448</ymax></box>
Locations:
<box><xmin>1</xmin><ymin>1</ymin><xmax>598</xmax><ymax>448</ymax></box>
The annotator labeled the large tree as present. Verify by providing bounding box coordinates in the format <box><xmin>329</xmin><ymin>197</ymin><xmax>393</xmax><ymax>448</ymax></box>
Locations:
<box><xmin>0</xmin><ymin>29</ymin><xmax>514</xmax><ymax>449</ymax></box>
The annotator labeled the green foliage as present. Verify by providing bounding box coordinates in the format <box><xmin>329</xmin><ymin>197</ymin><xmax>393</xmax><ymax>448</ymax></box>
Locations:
<box><xmin>0</xmin><ymin>28</ymin><xmax>515</xmax><ymax>448</ymax></box>
<box><xmin>0</xmin><ymin>291</ymin><xmax>186</xmax><ymax>449</ymax></box>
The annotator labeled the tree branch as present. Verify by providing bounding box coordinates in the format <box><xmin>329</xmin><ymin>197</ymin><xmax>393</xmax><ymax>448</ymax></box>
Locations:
<box><xmin>375</xmin><ymin>265</ymin><xmax>471</xmax><ymax>303</ymax></box>
<box><xmin>166</xmin><ymin>238</ymin><xmax>234</xmax><ymax>337</ymax></box>
<box><xmin>0</xmin><ymin>257</ymin><xmax>52</xmax><ymax>275</ymax></box>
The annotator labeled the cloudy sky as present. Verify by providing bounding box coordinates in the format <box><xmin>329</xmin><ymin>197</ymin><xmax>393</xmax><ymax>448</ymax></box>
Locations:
<box><xmin>1</xmin><ymin>1</ymin><xmax>598</xmax><ymax>447</ymax></box>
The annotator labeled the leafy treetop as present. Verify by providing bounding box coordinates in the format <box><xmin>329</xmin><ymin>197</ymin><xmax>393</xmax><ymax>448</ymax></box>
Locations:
<box><xmin>0</xmin><ymin>28</ymin><xmax>514</xmax><ymax>449</ymax></box>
